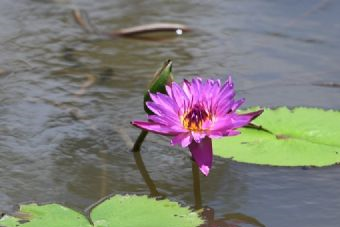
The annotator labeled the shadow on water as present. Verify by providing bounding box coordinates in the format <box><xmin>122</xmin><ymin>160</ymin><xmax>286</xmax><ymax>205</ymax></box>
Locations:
<box><xmin>133</xmin><ymin>151</ymin><xmax>162</xmax><ymax>198</ymax></box>
<box><xmin>132</xmin><ymin>145</ymin><xmax>265</xmax><ymax>227</ymax></box>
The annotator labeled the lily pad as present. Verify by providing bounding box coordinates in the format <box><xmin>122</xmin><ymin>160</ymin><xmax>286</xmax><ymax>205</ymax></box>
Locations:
<box><xmin>213</xmin><ymin>107</ymin><xmax>340</xmax><ymax>166</ymax></box>
<box><xmin>90</xmin><ymin>195</ymin><xmax>203</xmax><ymax>227</ymax></box>
<box><xmin>0</xmin><ymin>195</ymin><xmax>203</xmax><ymax>227</ymax></box>
<box><xmin>0</xmin><ymin>203</ymin><xmax>91</xmax><ymax>227</ymax></box>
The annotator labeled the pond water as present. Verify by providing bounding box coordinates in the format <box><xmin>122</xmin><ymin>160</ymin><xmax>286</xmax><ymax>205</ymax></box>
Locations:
<box><xmin>1</xmin><ymin>0</ymin><xmax>340</xmax><ymax>226</ymax></box>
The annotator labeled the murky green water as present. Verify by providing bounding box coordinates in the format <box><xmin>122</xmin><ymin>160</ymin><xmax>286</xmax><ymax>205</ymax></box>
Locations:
<box><xmin>1</xmin><ymin>0</ymin><xmax>340</xmax><ymax>226</ymax></box>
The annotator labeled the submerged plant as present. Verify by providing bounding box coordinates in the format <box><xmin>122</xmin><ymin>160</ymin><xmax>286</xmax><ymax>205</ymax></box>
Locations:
<box><xmin>132</xmin><ymin>77</ymin><xmax>263</xmax><ymax>176</ymax></box>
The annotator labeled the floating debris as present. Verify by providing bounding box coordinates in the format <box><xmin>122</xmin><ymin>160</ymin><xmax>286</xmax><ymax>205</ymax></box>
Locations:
<box><xmin>108</xmin><ymin>22</ymin><xmax>190</xmax><ymax>38</ymax></box>
<box><xmin>0</xmin><ymin>68</ymin><xmax>10</xmax><ymax>76</ymax></box>
<box><xmin>72</xmin><ymin>9</ymin><xmax>190</xmax><ymax>40</ymax></box>
<box><xmin>72</xmin><ymin>9</ymin><xmax>96</xmax><ymax>33</ymax></box>
<box><xmin>312</xmin><ymin>82</ymin><xmax>340</xmax><ymax>88</ymax></box>
<box><xmin>74</xmin><ymin>73</ymin><xmax>96</xmax><ymax>96</ymax></box>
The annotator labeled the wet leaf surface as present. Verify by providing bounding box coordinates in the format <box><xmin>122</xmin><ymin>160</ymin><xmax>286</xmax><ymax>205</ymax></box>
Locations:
<box><xmin>213</xmin><ymin>107</ymin><xmax>340</xmax><ymax>166</ymax></box>
<box><xmin>0</xmin><ymin>195</ymin><xmax>203</xmax><ymax>227</ymax></box>
<box><xmin>0</xmin><ymin>203</ymin><xmax>91</xmax><ymax>227</ymax></box>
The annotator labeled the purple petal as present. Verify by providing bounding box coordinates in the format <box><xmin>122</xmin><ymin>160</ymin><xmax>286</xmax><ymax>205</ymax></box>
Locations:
<box><xmin>149</xmin><ymin>92</ymin><xmax>179</xmax><ymax>114</ymax></box>
<box><xmin>231</xmin><ymin>98</ymin><xmax>245</xmax><ymax>112</ymax></box>
<box><xmin>189</xmin><ymin>137</ymin><xmax>213</xmax><ymax>176</ymax></box>
<box><xmin>148</xmin><ymin>115</ymin><xmax>183</xmax><ymax>129</ymax></box>
<box><xmin>191</xmin><ymin>131</ymin><xmax>206</xmax><ymax>143</ymax></box>
<box><xmin>165</xmin><ymin>85</ymin><xmax>173</xmax><ymax>98</ymax></box>
<box><xmin>226</xmin><ymin>75</ymin><xmax>233</xmax><ymax>87</ymax></box>
<box><xmin>244</xmin><ymin>109</ymin><xmax>264</xmax><ymax>121</ymax></box>
<box><xmin>214</xmin><ymin>81</ymin><xmax>236</xmax><ymax>114</ymax></box>
<box><xmin>171</xmin><ymin>132</ymin><xmax>192</xmax><ymax>147</ymax></box>
<box><xmin>171</xmin><ymin>82</ymin><xmax>189</xmax><ymax>112</ymax></box>
<box><xmin>227</xmin><ymin>130</ymin><xmax>241</xmax><ymax>136</ymax></box>
<box><xmin>132</xmin><ymin>120</ymin><xmax>181</xmax><ymax>136</ymax></box>
<box><xmin>210</xmin><ymin>116</ymin><xmax>234</xmax><ymax>131</ymax></box>
<box><xmin>215</xmin><ymin>99</ymin><xmax>234</xmax><ymax>116</ymax></box>
<box><xmin>191</xmin><ymin>78</ymin><xmax>202</xmax><ymax>100</ymax></box>
<box><xmin>182</xmin><ymin>79</ymin><xmax>192</xmax><ymax>100</ymax></box>
<box><xmin>217</xmin><ymin>77</ymin><xmax>234</xmax><ymax>98</ymax></box>
<box><xmin>201</xmin><ymin>119</ymin><xmax>214</xmax><ymax>130</ymax></box>
<box><xmin>203</xmin><ymin>80</ymin><xmax>220</xmax><ymax>107</ymax></box>
<box><xmin>231</xmin><ymin>109</ymin><xmax>264</xmax><ymax>128</ymax></box>
<box><xmin>146</xmin><ymin>102</ymin><xmax>178</xmax><ymax>121</ymax></box>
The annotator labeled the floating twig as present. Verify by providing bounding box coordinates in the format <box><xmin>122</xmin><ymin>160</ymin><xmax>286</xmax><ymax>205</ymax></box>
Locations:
<box><xmin>74</xmin><ymin>73</ymin><xmax>96</xmax><ymax>96</ymax></box>
<box><xmin>312</xmin><ymin>82</ymin><xmax>340</xmax><ymax>88</ymax></box>
<box><xmin>72</xmin><ymin>9</ymin><xmax>97</xmax><ymax>33</ymax></box>
<box><xmin>72</xmin><ymin>9</ymin><xmax>190</xmax><ymax>40</ymax></box>
<box><xmin>109</xmin><ymin>23</ymin><xmax>190</xmax><ymax>38</ymax></box>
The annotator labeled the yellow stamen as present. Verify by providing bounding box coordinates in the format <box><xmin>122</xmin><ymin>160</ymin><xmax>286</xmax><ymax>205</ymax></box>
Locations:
<box><xmin>181</xmin><ymin>105</ymin><xmax>212</xmax><ymax>132</ymax></box>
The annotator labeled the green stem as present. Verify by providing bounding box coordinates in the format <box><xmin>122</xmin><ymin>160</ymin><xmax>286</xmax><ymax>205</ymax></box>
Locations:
<box><xmin>132</xmin><ymin>130</ymin><xmax>148</xmax><ymax>152</ymax></box>
<box><xmin>191</xmin><ymin>161</ymin><xmax>202</xmax><ymax>210</ymax></box>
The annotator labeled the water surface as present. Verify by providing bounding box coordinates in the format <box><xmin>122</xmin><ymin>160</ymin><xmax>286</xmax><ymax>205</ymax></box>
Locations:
<box><xmin>1</xmin><ymin>0</ymin><xmax>340</xmax><ymax>226</ymax></box>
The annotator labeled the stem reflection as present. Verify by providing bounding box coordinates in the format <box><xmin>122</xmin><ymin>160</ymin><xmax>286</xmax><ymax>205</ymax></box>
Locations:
<box><xmin>192</xmin><ymin>162</ymin><xmax>265</xmax><ymax>227</ymax></box>
<box><xmin>133</xmin><ymin>150</ymin><xmax>161</xmax><ymax>197</ymax></box>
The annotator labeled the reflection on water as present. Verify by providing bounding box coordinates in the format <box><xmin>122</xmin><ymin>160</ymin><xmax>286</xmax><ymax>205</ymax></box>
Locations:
<box><xmin>134</xmin><ymin>148</ymin><xmax>265</xmax><ymax>227</ymax></box>
<box><xmin>1</xmin><ymin>0</ymin><xmax>340</xmax><ymax>227</ymax></box>
<box><xmin>133</xmin><ymin>151</ymin><xmax>162</xmax><ymax>198</ymax></box>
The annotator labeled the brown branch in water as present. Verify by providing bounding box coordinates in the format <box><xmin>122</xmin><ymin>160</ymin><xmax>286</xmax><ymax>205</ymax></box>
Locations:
<box><xmin>109</xmin><ymin>23</ymin><xmax>191</xmax><ymax>38</ymax></box>
<box><xmin>72</xmin><ymin>9</ymin><xmax>92</xmax><ymax>32</ymax></box>
<box><xmin>74</xmin><ymin>73</ymin><xmax>96</xmax><ymax>96</ymax></box>
<box><xmin>72</xmin><ymin>9</ymin><xmax>190</xmax><ymax>40</ymax></box>
<box><xmin>72</xmin><ymin>9</ymin><xmax>99</xmax><ymax>33</ymax></box>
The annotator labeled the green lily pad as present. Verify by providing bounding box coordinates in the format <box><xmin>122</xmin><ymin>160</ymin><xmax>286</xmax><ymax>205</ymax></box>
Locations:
<box><xmin>213</xmin><ymin>107</ymin><xmax>340</xmax><ymax>166</ymax></box>
<box><xmin>90</xmin><ymin>195</ymin><xmax>203</xmax><ymax>227</ymax></box>
<box><xmin>144</xmin><ymin>60</ymin><xmax>174</xmax><ymax>114</ymax></box>
<box><xmin>0</xmin><ymin>195</ymin><xmax>203</xmax><ymax>227</ymax></box>
<box><xmin>0</xmin><ymin>203</ymin><xmax>91</xmax><ymax>227</ymax></box>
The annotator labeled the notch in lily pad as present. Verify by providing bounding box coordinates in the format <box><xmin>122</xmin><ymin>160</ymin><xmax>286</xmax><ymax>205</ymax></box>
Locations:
<box><xmin>144</xmin><ymin>59</ymin><xmax>174</xmax><ymax>115</ymax></box>
<box><xmin>0</xmin><ymin>195</ymin><xmax>203</xmax><ymax>227</ymax></box>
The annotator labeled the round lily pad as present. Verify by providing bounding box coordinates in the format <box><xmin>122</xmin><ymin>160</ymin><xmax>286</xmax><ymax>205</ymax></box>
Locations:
<box><xmin>0</xmin><ymin>195</ymin><xmax>203</xmax><ymax>227</ymax></box>
<box><xmin>213</xmin><ymin>107</ymin><xmax>340</xmax><ymax>166</ymax></box>
<box><xmin>90</xmin><ymin>195</ymin><xmax>203</xmax><ymax>227</ymax></box>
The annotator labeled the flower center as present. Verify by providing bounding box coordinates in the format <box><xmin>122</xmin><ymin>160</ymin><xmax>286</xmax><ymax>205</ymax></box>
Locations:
<box><xmin>182</xmin><ymin>104</ymin><xmax>211</xmax><ymax>131</ymax></box>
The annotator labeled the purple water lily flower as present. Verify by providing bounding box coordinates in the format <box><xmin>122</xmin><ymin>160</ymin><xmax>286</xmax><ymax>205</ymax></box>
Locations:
<box><xmin>132</xmin><ymin>77</ymin><xmax>263</xmax><ymax>176</ymax></box>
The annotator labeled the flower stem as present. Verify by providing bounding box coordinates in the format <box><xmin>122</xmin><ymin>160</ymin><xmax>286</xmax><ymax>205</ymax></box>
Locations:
<box><xmin>192</xmin><ymin>161</ymin><xmax>202</xmax><ymax>210</ymax></box>
<box><xmin>132</xmin><ymin>130</ymin><xmax>148</xmax><ymax>152</ymax></box>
